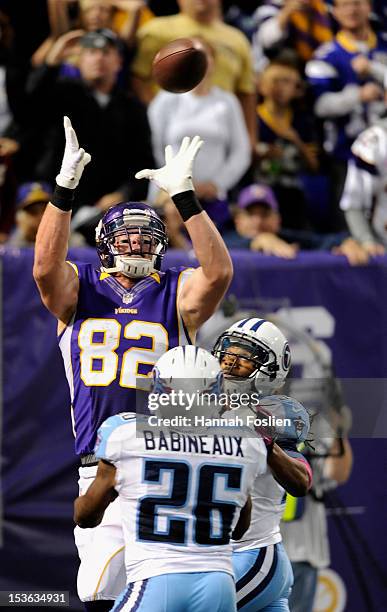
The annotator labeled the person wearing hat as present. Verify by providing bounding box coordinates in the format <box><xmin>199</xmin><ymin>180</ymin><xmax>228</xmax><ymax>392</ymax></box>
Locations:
<box><xmin>32</xmin><ymin>0</ymin><xmax>149</xmax><ymax>71</ymax></box>
<box><xmin>223</xmin><ymin>183</ymin><xmax>370</xmax><ymax>265</ymax></box>
<box><xmin>8</xmin><ymin>181</ymin><xmax>86</xmax><ymax>247</ymax></box>
<box><xmin>23</xmin><ymin>27</ymin><xmax>154</xmax><ymax>242</ymax></box>
<box><xmin>8</xmin><ymin>182</ymin><xmax>52</xmax><ymax>246</ymax></box>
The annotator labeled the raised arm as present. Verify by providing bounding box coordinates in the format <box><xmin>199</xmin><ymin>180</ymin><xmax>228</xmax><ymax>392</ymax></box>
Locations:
<box><xmin>33</xmin><ymin>117</ymin><xmax>91</xmax><ymax>323</ymax></box>
<box><xmin>136</xmin><ymin>136</ymin><xmax>233</xmax><ymax>337</ymax></box>
<box><xmin>178</xmin><ymin>211</ymin><xmax>233</xmax><ymax>334</ymax></box>
<box><xmin>74</xmin><ymin>459</ymin><xmax>117</xmax><ymax>528</ymax></box>
<box><xmin>256</xmin><ymin>396</ymin><xmax>312</xmax><ymax>496</ymax></box>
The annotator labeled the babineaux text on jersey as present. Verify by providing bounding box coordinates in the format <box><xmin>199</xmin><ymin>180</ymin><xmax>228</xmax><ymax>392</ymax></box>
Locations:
<box><xmin>143</xmin><ymin>429</ymin><xmax>245</xmax><ymax>456</ymax></box>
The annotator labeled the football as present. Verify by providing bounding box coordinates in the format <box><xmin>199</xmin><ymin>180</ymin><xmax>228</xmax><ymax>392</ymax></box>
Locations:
<box><xmin>152</xmin><ymin>38</ymin><xmax>208</xmax><ymax>94</ymax></box>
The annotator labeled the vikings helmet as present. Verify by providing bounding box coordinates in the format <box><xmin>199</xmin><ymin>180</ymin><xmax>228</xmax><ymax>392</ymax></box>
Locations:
<box><xmin>95</xmin><ymin>202</ymin><xmax>168</xmax><ymax>278</ymax></box>
<box><xmin>213</xmin><ymin>317</ymin><xmax>291</xmax><ymax>397</ymax></box>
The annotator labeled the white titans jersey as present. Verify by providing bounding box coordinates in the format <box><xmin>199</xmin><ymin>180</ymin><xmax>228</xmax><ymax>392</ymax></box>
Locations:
<box><xmin>232</xmin><ymin>467</ymin><xmax>285</xmax><ymax>551</ymax></box>
<box><xmin>95</xmin><ymin>412</ymin><xmax>267</xmax><ymax>582</ymax></box>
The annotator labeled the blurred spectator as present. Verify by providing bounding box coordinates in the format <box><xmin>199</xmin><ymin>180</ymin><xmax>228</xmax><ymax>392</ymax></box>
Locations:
<box><xmin>306</xmin><ymin>0</ymin><xmax>387</xmax><ymax>231</ymax></box>
<box><xmin>252</xmin><ymin>0</ymin><xmax>334</xmax><ymax>73</ymax></box>
<box><xmin>32</xmin><ymin>0</ymin><xmax>148</xmax><ymax>71</ymax></box>
<box><xmin>340</xmin><ymin>116</ymin><xmax>387</xmax><ymax>256</ymax></box>
<box><xmin>148</xmin><ymin>39</ymin><xmax>250</xmax><ymax>240</ymax></box>
<box><xmin>7</xmin><ymin>181</ymin><xmax>84</xmax><ymax>246</ymax></box>
<box><xmin>24</xmin><ymin>28</ymin><xmax>154</xmax><ymax>242</ymax></box>
<box><xmin>223</xmin><ymin>183</ymin><xmax>369</xmax><ymax>265</ymax></box>
<box><xmin>78</xmin><ymin>0</ymin><xmax>150</xmax><ymax>37</ymax></box>
<box><xmin>131</xmin><ymin>0</ymin><xmax>257</xmax><ymax>146</ymax></box>
<box><xmin>7</xmin><ymin>181</ymin><xmax>52</xmax><ymax>246</ymax></box>
<box><xmin>255</xmin><ymin>58</ymin><xmax>319</xmax><ymax>230</ymax></box>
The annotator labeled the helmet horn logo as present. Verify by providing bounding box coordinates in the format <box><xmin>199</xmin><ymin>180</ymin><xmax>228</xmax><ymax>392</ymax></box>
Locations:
<box><xmin>282</xmin><ymin>343</ymin><xmax>291</xmax><ymax>371</ymax></box>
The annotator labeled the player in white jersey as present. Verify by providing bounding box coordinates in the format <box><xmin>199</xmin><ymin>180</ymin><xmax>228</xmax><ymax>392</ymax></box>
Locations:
<box><xmin>213</xmin><ymin>318</ymin><xmax>312</xmax><ymax>611</ymax></box>
<box><xmin>340</xmin><ymin>117</ymin><xmax>387</xmax><ymax>255</ymax></box>
<box><xmin>74</xmin><ymin>346</ymin><xmax>267</xmax><ymax>612</ymax></box>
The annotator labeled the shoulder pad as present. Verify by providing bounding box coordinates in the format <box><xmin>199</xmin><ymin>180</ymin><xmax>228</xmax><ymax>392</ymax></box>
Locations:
<box><xmin>95</xmin><ymin>413</ymin><xmax>136</xmax><ymax>461</ymax></box>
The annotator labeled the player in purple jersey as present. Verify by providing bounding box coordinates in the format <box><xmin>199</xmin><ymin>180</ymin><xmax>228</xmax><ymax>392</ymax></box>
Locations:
<box><xmin>33</xmin><ymin>116</ymin><xmax>233</xmax><ymax>611</ymax></box>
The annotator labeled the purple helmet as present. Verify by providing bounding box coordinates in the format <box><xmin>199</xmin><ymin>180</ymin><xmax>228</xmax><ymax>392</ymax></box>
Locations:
<box><xmin>95</xmin><ymin>202</ymin><xmax>168</xmax><ymax>278</ymax></box>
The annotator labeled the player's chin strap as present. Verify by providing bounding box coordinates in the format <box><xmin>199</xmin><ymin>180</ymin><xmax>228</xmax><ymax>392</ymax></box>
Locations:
<box><xmin>114</xmin><ymin>255</ymin><xmax>156</xmax><ymax>278</ymax></box>
<box><xmin>102</xmin><ymin>242</ymin><xmax>164</xmax><ymax>278</ymax></box>
<box><xmin>101</xmin><ymin>257</ymin><xmax>155</xmax><ymax>278</ymax></box>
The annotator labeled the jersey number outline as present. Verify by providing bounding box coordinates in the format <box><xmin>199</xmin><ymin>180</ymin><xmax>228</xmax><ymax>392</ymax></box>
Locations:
<box><xmin>137</xmin><ymin>459</ymin><xmax>243</xmax><ymax>545</ymax></box>
<box><xmin>78</xmin><ymin>319</ymin><xmax>169</xmax><ymax>388</ymax></box>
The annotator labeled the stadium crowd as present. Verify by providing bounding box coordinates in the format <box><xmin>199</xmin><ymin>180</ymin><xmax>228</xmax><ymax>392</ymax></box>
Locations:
<box><xmin>0</xmin><ymin>0</ymin><xmax>386</xmax><ymax>260</ymax></box>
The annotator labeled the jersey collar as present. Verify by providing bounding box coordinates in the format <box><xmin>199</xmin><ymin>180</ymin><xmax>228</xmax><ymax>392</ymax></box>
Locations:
<box><xmin>102</xmin><ymin>271</ymin><xmax>162</xmax><ymax>303</ymax></box>
<box><xmin>257</xmin><ymin>102</ymin><xmax>293</xmax><ymax>136</ymax></box>
<box><xmin>336</xmin><ymin>29</ymin><xmax>377</xmax><ymax>53</ymax></box>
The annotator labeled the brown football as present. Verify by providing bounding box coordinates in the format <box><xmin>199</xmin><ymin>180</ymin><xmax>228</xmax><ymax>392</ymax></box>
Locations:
<box><xmin>152</xmin><ymin>38</ymin><xmax>208</xmax><ymax>94</ymax></box>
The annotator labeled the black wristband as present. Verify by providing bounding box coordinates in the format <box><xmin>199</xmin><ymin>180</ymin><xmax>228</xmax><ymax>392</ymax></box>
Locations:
<box><xmin>51</xmin><ymin>184</ymin><xmax>75</xmax><ymax>212</ymax></box>
<box><xmin>172</xmin><ymin>190</ymin><xmax>203</xmax><ymax>222</ymax></box>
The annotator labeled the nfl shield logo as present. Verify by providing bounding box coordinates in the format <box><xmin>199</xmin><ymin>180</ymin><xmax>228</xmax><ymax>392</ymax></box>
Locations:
<box><xmin>123</xmin><ymin>294</ymin><xmax>133</xmax><ymax>304</ymax></box>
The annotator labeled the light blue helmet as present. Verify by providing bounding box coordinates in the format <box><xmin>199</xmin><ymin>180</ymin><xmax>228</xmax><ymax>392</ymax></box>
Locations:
<box><xmin>259</xmin><ymin>395</ymin><xmax>310</xmax><ymax>443</ymax></box>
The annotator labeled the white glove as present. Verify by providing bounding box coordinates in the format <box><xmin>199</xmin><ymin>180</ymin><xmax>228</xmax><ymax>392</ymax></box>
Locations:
<box><xmin>56</xmin><ymin>116</ymin><xmax>91</xmax><ymax>189</ymax></box>
<box><xmin>135</xmin><ymin>135</ymin><xmax>203</xmax><ymax>197</ymax></box>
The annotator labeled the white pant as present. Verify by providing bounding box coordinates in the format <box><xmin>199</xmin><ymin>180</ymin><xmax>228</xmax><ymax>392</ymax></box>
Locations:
<box><xmin>75</xmin><ymin>466</ymin><xmax>126</xmax><ymax>602</ymax></box>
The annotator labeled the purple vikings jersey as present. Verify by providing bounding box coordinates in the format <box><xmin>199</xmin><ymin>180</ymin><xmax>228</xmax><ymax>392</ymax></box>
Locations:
<box><xmin>306</xmin><ymin>31</ymin><xmax>387</xmax><ymax>160</ymax></box>
<box><xmin>58</xmin><ymin>262</ymin><xmax>193</xmax><ymax>455</ymax></box>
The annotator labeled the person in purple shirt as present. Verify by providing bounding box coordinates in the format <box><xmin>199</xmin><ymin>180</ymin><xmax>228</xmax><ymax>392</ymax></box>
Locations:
<box><xmin>33</xmin><ymin>117</ymin><xmax>233</xmax><ymax>611</ymax></box>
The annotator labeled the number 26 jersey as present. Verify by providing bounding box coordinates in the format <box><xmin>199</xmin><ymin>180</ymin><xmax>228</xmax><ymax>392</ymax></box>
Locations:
<box><xmin>95</xmin><ymin>413</ymin><xmax>267</xmax><ymax>582</ymax></box>
<box><xmin>58</xmin><ymin>262</ymin><xmax>193</xmax><ymax>455</ymax></box>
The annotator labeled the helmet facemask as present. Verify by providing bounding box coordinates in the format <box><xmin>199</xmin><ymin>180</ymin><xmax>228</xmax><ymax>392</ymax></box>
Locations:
<box><xmin>213</xmin><ymin>330</ymin><xmax>280</xmax><ymax>398</ymax></box>
<box><xmin>96</xmin><ymin>208</ymin><xmax>168</xmax><ymax>278</ymax></box>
